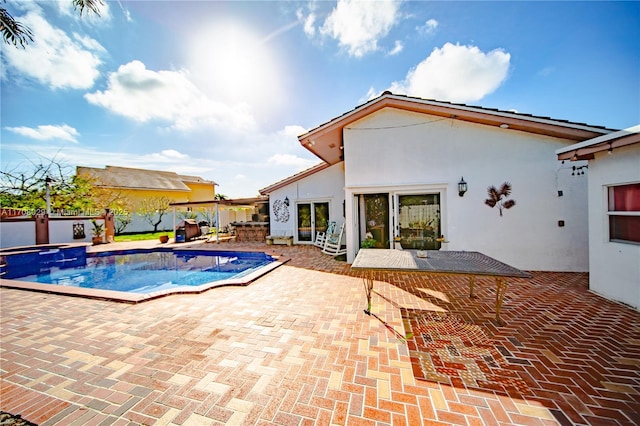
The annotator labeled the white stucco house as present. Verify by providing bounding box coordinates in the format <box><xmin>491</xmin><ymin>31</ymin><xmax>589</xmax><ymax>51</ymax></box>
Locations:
<box><xmin>557</xmin><ymin>126</ymin><xmax>640</xmax><ymax>309</ymax></box>
<box><xmin>260</xmin><ymin>92</ymin><xmax>619</xmax><ymax>273</ymax></box>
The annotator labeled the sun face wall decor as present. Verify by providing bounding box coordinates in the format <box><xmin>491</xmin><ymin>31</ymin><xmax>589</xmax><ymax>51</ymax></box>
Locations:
<box><xmin>272</xmin><ymin>197</ymin><xmax>290</xmax><ymax>223</ymax></box>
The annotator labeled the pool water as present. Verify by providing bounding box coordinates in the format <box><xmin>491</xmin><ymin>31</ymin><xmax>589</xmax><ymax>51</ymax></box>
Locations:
<box><xmin>4</xmin><ymin>249</ymin><xmax>275</xmax><ymax>294</ymax></box>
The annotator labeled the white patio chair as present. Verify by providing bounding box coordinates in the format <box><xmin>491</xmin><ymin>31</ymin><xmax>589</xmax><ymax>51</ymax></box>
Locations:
<box><xmin>322</xmin><ymin>223</ymin><xmax>346</xmax><ymax>256</ymax></box>
<box><xmin>313</xmin><ymin>221</ymin><xmax>336</xmax><ymax>248</ymax></box>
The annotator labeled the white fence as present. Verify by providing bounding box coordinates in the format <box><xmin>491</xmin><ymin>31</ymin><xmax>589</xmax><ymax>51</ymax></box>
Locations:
<box><xmin>0</xmin><ymin>217</ymin><xmax>102</xmax><ymax>248</ymax></box>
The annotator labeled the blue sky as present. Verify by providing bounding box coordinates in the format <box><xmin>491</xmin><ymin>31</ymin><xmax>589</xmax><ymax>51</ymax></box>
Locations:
<box><xmin>2</xmin><ymin>1</ymin><xmax>638</xmax><ymax>198</ymax></box>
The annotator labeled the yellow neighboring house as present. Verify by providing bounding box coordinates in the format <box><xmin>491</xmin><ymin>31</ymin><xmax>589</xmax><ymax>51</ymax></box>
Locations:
<box><xmin>76</xmin><ymin>166</ymin><xmax>216</xmax><ymax>210</ymax></box>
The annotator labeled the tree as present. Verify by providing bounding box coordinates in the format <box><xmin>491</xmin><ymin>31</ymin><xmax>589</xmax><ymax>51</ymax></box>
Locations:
<box><xmin>485</xmin><ymin>182</ymin><xmax>516</xmax><ymax>217</ymax></box>
<box><xmin>139</xmin><ymin>196</ymin><xmax>172</xmax><ymax>233</ymax></box>
<box><xmin>1</xmin><ymin>157</ymin><xmax>129</xmax><ymax>215</ymax></box>
<box><xmin>114</xmin><ymin>212</ymin><xmax>132</xmax><ymax>235</ymax></box>
<box><xmin>1</xmin><ymin>0</ymin><xmax>103</xmax><ymax>48</ymax></box>
<box><xmin>0</xmin><ymin>157</ymin><xmax>90</xmax><ymax>212</ymax></box>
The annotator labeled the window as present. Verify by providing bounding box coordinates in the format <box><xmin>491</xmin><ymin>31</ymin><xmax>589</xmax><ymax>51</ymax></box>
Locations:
<box><xmin>608</xmin><ymin>183</ymin><xmax>640</xmax><ymax>244</ymax></box>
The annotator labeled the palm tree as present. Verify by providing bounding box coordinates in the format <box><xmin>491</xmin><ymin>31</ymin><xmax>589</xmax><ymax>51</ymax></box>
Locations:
<box><xmin>1</xmin><ymin>0</ymin><xmax>103</xmax><ymax>48</ymax></box>
<box><xmin>485</xmin><ymin>182</ymin><xmax>516</xmax><ymax>216</ymax></box>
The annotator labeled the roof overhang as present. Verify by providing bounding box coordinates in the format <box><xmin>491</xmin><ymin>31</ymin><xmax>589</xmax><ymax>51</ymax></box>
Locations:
<box><xmin>556</xmin><ymin>125</ymin><xmax>640</xmax><ymax>161</ymax></box>
<box><xmin>299</xmin><ymin>92</ymin><xmax>615</xmax><ymax>165</ymax></box>
<box><xmin>169</xmin><ymin>196</ymin><xmax>267</xmax><ymax>209</ymax></box>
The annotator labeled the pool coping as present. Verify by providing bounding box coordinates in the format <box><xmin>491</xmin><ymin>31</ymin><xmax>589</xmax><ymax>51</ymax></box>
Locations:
<box><xmin>0</xmin><ymin>248</ymin><xmax>290</xmax><ymax>303</ymax></box>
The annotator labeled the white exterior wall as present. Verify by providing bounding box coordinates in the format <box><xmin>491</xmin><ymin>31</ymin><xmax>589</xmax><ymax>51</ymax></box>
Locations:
<box><xmin>0</xmin><ymin>221</ymin><xmax>36</xmax><ymax>248</ymax></box>
<box><xmin>343</xmin><ymin>108</ymin><xmax>589</xmax><ymax>271</ymax></box>
<box><xmin>268</xmin><ymin>163</ymin><xmax>345</xmax><ymax>243</ymax></box>
<box><xmin>49</xmin><ymin>218</ymin><xmax>96</xmax><ymax>244</ymax></box>
<box><xmin>587</xmin><ymin>144</ymin><xmax>640</xmax><ymax>309</ymax></box>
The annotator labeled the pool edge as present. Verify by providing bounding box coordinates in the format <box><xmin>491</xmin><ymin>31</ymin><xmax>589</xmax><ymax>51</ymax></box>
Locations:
<box><xmin>0</xmin><ymin>255</ymin><xmax>290</xmax><ymax>303</ymax></box>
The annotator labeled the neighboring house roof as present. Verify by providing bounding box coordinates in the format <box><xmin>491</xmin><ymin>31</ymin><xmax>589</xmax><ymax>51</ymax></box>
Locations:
<box><xmin>556</xmin><ymin>125</ymin><xmax>640</xmax><ymax>161</ymax></box>
<box><xmin>178</xmin><ymin>173</ymin><xmax>218</xmax><ymax>186</ymax></box>
<box><xmin>77</xmin><ymin>166</ymin><xmax>215</xmax><ymax>192</ymax></box>
<box><xmin>259</xmin><ymin>162</ymin><xmax>330</xmax><ymax>195</ymax></box>
<box><xmin>299</xmin><ymin>92</ymin><xmax>617</xmax><ymax>165</ymax></box>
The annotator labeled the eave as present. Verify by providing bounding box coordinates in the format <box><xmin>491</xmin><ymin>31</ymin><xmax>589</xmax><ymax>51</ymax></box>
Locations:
<box><xmin>299</xmin><ymin>92</ymin><xmax>616</xmax><ymax>165</ymax></box>
<box><xmin>556</xmin><ymin>125</ymin><xmax>640</xmax><ymax>161</ymax></box>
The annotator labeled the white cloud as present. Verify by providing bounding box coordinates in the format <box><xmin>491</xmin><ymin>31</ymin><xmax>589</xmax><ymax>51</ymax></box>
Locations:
<box><xmin>388</xmin><ymin>40</ymin><xmax>403</xmax><ymax>56</ymax></box>
<box><xmin>147</xmin><ymin>149</ymin><xmax>188</xmax><ymax>161</ymax></box>
<box><xmin>279</xmin><ymin>125</ymin><xmax>308</xmax><ymax>138</ymax></box>
<box><xmin>267</xmin><ymin>153</ymin><xmax>317</xmax><ymax>169</ymax></box>
<box><xmin>303</xmin><ymin>12</ymin><xmax>316</xmax><ymax>37</ymax></box>
<box><xmin>538</xmin><ymin>66</ymin><xmax>555</xmax><ymax>77</ymax></box>
<box><xmin>390</xmin><ymin>42</ymin><xmax>511</xmax><ymax>102</ymax></box>
<box><xmin>319</xmin><ymin>0</ymin><xmax>401</xmax><ymax>57</ymax></box>
<box><xmin>5</xmin><ymin>124</ymin><xmax>79</xmax><ymax>142</ymax></box>
<box><xmin>84</xmin><ymin>60</ymin><xmax>257</xmax><ymax>131</ymax></box>
<box><xmin>1</xmin><ymin>9</ymin><xmax>103</xmax><ymax>89</ymax></box>
<box><xmin>418</xmin><ymin>19</ymin><xmax>438</xmax><ymax>35</ymax></box>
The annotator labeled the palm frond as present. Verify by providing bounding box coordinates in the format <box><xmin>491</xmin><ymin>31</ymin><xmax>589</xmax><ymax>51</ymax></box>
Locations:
<box><xmin>0</xmin><ymin>7</ymin><xmax>33</xmax><ymax>48</ymax></box>
<box><xmin>73</xmin><ymin>0</ymin><xmax>104</xmax><ymax>16</ymax></box>
<box><xmin>486</xmin><ymin>185</ymin><xmax>499</xmax><ymax>200</ymax></box>
<box><xmin>499</xmin><ymin>182</ymin><xmax>512</xmax><ymax>197</ymax></box>
<box><xmin>503</xmin><ymin>199</ymin><xmax>516</xmax><ymax>210</ymax></box>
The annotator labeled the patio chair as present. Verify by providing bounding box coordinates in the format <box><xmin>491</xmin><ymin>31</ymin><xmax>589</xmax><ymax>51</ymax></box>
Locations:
<box><xmin>313</xmin><ymin>221</ymin><xmax>336</xmax><ymax>248</ymax></box>
<box><xmin>322</xmin><ymin>222</ymin><xmax>346</xmax><ymax>256</ymax></box>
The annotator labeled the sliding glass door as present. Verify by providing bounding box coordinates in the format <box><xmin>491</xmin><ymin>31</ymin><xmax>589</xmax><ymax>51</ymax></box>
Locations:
<box><xmin>357</xmin><ymin>193</ymin><xmax>390</xmax><ymax>248</ymax></box>
<box><xmin>397</xmin><ymin>194</ymin><xmax>441</xmax><ymax>250</ymax></box>
<box><xmin>297</xmin><ymin>202</ymin><xmax>329</xmax><ymax>243</ymax></box>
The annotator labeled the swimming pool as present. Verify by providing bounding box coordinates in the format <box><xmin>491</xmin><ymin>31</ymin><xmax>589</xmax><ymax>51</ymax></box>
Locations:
<box><xmin>0</xmin><ymin>247</ymin><xmax>285</xmax><ymax>302</ymax></box>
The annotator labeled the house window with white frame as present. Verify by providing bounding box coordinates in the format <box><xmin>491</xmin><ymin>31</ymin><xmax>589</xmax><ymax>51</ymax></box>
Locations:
<box><xmin>608</xmin><ymin>183</ymin><xmax>640</xmax><ymax>244</ymax></box>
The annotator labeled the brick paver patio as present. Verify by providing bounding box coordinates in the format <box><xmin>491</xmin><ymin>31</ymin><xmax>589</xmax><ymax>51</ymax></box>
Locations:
<box><xmin>1</xmin><ymin>241</ymin><xmax>639</xmax><ymax>425</ymax></box>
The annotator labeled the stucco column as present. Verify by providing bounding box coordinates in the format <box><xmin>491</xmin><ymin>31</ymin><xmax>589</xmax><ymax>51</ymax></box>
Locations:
<box><xmin>104</xmin><ymin>210</ymin><xmax>115</xmax><ymax>243</ymax></box>
<box><xmin>35</xmin><ymin>213</ymin><xmax>49</xmax><ymax>245</ymax></box>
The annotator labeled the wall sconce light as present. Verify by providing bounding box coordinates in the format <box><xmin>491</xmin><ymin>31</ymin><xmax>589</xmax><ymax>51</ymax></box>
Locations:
<box><xmin>458</xmin><ymin>177</ymin><xmax>468</xmax><ymax>197</ymax></box>
<box><xmin>284</xmin><ymin>196</ymin><xmax>290</xmax><ymax>206</ymax></box>
<box><xmin>608</xmin><ymin>142</ymin><xmax>613</xmax><ymax>155</ymax></box>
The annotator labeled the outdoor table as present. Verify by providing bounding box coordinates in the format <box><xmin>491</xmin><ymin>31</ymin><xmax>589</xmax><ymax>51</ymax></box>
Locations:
<box><xmin>351</xmin><ymin>249</ymin><xmax>532</xmax><ymax>326</ymax></box>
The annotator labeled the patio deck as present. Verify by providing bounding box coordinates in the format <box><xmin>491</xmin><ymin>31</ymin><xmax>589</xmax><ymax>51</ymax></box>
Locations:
<box><xmin>1</xmin><ymin>241</ymin><xmax>639</xmax><ymax>425</ymax></box>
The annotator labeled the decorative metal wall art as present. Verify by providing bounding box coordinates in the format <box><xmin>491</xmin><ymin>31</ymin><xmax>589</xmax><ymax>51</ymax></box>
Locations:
<box><xmin>485</xmin><ymin>182</ymin><xmax>516</xmax><ymax>217</ymax></box>
<box><xmin>272</xmin><ymin>197</ymin><xmax>290</xmax><ymax>223</ymax></box>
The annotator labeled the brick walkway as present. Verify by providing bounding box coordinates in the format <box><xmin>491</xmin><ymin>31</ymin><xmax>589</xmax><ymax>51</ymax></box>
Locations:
<box><xmin>1</xmin><ymin>241</ymin><xmax>639</xmax><ymax>425</ymax></box>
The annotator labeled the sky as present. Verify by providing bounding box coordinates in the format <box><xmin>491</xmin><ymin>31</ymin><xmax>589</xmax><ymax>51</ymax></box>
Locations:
<box><xmin>1</xmin><ymin>1</ymin><xmax>639</xmax><ymax>199</ymax></box>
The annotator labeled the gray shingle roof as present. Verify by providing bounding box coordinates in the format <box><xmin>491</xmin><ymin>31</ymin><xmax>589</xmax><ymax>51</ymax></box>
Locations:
<box><xmin>77</xmin><ymin>166</ymin><xmax>214</xmax><ymax>191</ymax></box>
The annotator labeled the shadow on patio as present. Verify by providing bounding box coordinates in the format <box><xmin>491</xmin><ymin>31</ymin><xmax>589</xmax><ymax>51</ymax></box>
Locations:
<box><xmin>1</xmin><ymin>241</ymin><xmax>638</xmax><ymax>425</ymax></box>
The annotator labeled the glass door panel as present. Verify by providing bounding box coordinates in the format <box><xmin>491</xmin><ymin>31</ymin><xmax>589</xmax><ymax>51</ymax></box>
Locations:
<box><xmin>361</xmin><ymin>194</ymin><xmax>390</xmax><ymax>248</ymax></box>
<box><xmin>297</xmin><ymin>203</ymin><xmax>312</xmax><ymax>241</ymax></box>
<box><xmin>314</xmin><ymin>202</ymin><xmax>330</xmax><ymax>238</ymax></box>
<box><xmin>398</xmin><ymin>194</ymin><xmax>441</xmax><ymax>250</ymax></box>
<box><xmin>297</xmin><ymin>202</ymin><xmax>330</xmax><ymax>243</ymax></box>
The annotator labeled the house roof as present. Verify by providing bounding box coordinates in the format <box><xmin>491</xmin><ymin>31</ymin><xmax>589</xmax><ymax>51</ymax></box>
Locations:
<box><xmin>556</xmin><ymin>125</ymin><xmax>640</xmax><ymax>161</ymax></box>
<box><xmin>259</xmin><ymin>162</ymin><xmax>330</xmax><ymax>195</ymax></box>
<box><xmin>178</xmin><ymin>173</ymin><xmax>219</xmax><ymax>186</ymax></box>
<box><xmin>298</xmin><ymin>92</ymin><xmax>617</xmax><ymax>165</ymax></box>
<box><xmin>77</xmin><ymin>166</ymin><xmax>216</xmax><ymax>191</ymax></box>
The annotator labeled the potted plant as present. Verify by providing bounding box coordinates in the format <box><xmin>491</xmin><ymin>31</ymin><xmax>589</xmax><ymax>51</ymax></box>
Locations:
<box><xmin>91</xmin><ymin>219</ymin><xmax>105</xmax><ymax>245</ymax></box>
<box><xmin>361</xmin><ymin>232</ymin><xmax>376</xmax><ymax>248</ymax></box>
